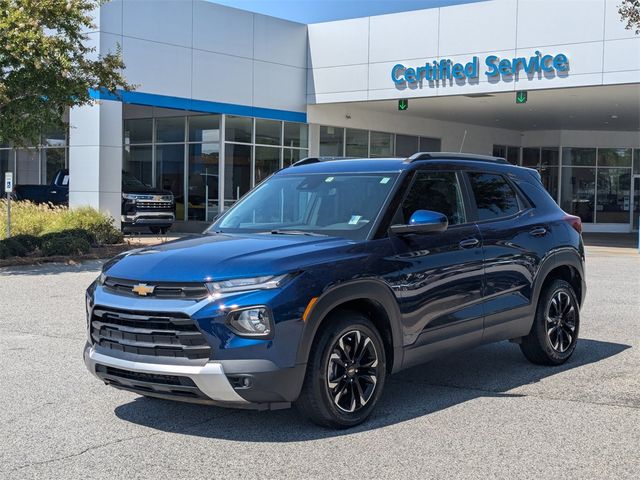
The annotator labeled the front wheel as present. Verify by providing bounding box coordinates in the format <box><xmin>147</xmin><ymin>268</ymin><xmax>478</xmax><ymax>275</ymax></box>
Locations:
<box><xmin>520</xmin><ymin>279</ymin><xmax>580</xmax><ymax>365</ymax></box>
<box><xmin>296</xmin><ymin>311</ymin><xmax>386</xmax><ymax>428</ymax></box>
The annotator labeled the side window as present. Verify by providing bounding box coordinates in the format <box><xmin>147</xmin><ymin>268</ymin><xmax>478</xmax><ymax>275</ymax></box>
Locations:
<box><xmin>394</xmin><ymin>171</ymin><xmax>466</xmax><ymax>225</ymax></box>
<box><xmin>467</xmin><ymin>172</ymin><xmax>520</xmax><ymax>221</ymax></box>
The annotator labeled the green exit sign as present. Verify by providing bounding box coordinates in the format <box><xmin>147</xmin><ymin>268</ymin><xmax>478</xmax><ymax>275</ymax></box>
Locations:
<box><xmin>516</xmin><ymin>91</ymin><xmax>528</xmax><ymax>104</ymax></box>
<box><xmin>398</xmin><ymin>98</ymin><xmax>408</xmax><ymax>111</ymax></box>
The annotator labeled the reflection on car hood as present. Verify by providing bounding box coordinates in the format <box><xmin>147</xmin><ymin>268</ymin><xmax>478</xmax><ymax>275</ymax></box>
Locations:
<box><xmin>103</xmin><ymin>233</ymin><xmax>362</xmax><ymax>282</ymax></box>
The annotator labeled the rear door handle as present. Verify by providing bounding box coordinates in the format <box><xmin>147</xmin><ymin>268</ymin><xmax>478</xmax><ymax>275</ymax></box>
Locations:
<box><xmin>530</xmin><ymin>227</ymin><xmax>547</xmax><ymax>237</ymax></box>
<box><xmin>459</xmin><ymin>238</ymin><xmax>480</xmax><ymax>249</ymax></box>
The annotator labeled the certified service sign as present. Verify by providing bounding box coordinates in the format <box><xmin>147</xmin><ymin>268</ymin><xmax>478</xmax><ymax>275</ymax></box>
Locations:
<box><xmin>391</xmin><ymin>51</ymin><xmax>569</xmax><ymax>86</ymax></box>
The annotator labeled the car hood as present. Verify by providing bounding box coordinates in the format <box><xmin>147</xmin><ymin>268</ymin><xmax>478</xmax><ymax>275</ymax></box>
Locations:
<box><xmin>104</xmin><ymin>233</ymin><xmax>364</xmax><ymax>283</ymax></box>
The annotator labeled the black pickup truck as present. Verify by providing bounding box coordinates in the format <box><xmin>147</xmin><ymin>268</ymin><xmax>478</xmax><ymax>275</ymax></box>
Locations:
<box><xmin>15</xmin><ymin>170</ymin><xmax>175</xmax><ymax>234</ymax></box>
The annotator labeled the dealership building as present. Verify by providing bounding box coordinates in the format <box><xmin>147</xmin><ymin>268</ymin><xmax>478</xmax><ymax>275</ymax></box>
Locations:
<box><xmin>1</xmin><ymin>0</ymin><xmax>639</xmax><ymax>233</ymax></box>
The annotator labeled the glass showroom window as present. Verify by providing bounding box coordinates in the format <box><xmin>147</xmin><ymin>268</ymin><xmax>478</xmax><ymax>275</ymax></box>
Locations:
<box><xmin>187</xmin><ymin>115</ymin><xmax>220</xmax><ymax>222</ymax></box>
<box><xmin>561</xmin><ymin>148</ymin><xmax>596</xmax><ymax>223</ymax></box>
<box><xmin>188</xmin><ymin>143</ymin><xmax>219</xmax><ymax>222</ymax></box>
<box><xmin>369</xmin><ymin>131</ymin><xmax>393</xmax><ymax>158</ymax></box>
<box><xmin>493</xmin><ymin>145</ymin><xmax>520</xmax><ymax>165</ymax></box>
<box><xmin>420</xmin><ymin>136</ymin><xmax>441</xmax><ymax>152</ymax></box>
<box><xmin>320</xmin><ymin>126</ymin><xmax>344</xmax><ymax>156</ymax></box>
<box><xmin>283</xmin><ymin>122</ymin><xmax>309</xmax><ymax>166</ymax></box>
<box><xmin>522</xmin><ymin>147</ymin><xmax>560</xmax><ymax>201</ymax></box>
<box><xmin>345</xmin><ymin>129</ymin><xmax>368</xmax><ymax>157</ymax></box>
<box><xmin>561</xmin><ymin>147</ymin><xmax>632</xmax><ymax>224</ymax></box>
<box><xmin>224</xmin><ymin>143</ymin><xmax>251</xmax><ymax>208</ymax></box>
<box><xmin>255</xmin><ymin>146</ymin><xmax>281</xmax><ymax>184</ymax></box>
<box><xmin>595</xmin><ymin>149</ymin><xmax>632</xmax><ymax>224</ymax></box>
<box><xmin>124</xmin><ymin>145</ymin><xmax>153</xmax><ymax>186</ymax></box>
<box><xmin>0</xmin><ymin>127</ymin><xmax>68</xmax><ymax>185</ymax></box>
<box><xmin>395</xmin><ymin>134</ymin><xmax>419</xmax><ymax>157</ymax></box>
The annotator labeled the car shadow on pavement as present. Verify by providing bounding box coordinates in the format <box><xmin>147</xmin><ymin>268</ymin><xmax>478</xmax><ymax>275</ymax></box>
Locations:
<box><xmin>114</xmin><ymin>338</ymin><xmax>630</xmax><ymax>440</ymax></box>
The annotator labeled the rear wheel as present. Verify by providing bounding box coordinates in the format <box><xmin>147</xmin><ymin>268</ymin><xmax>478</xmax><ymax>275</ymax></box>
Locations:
<box><xmin>520</xmin><ymin>279</ymin><xmax>580</xmax><ymax>365</ymax></box>
<box><xmin>296</xmin><ymin>311</ymin><xmax>386</xmax><ymax>428</ymax></box>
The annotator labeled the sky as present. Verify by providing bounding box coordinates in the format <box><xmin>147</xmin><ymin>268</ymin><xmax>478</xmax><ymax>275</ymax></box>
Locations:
<box><xmin>209</xmin><ymin>0</ymin><xmax>484</xmax><ymax>24</ymax></box>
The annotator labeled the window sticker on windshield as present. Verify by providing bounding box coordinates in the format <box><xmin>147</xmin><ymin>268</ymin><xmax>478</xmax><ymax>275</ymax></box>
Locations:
<box><xmin>325</xmin><ymin>176</ymin><xmax>334</xmax><ymax>183</ymax></box>
<box><xmin>348</xmin><ymin>215</ymin><xmax>362</xmax><ymax>225</ymax></box>
<box><xmin>380</xmin><ymin>177</ymin><xmax>390</xmax><ymax>184</ymax></box>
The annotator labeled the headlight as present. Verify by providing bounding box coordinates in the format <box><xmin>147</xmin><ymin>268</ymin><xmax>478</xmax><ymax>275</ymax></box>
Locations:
<box><xmin>122</xmin><ymin>193</ymin><xmax>138</xmax><ymax>201</ymax></box>
<box><xmin>227</xmin><ymin>307</ymin><xmax>273</xmax><ymax>337</ymax></box>
<box><xmin>161</xmin><ymin>195</ymin><xmax>174</xmax><ymax>202</ymax></box>
<box><xmin>206</xmin><ymin>274</ymin><xmax>289</xmax><ymax>294</ymax></box>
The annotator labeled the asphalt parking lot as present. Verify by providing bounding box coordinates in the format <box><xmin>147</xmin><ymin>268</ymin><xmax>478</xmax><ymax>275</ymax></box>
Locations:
<box><xmin>1</xmin><ymin>246</ymin><xmax>638</xmax><ymax>479</ymax></box>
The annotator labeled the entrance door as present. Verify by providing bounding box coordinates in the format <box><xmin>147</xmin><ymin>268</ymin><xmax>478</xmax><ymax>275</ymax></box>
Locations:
<box><xmin>633</xmin><ymin>177</ymin><xmax>640</xmax><ymax>231</ymax></box>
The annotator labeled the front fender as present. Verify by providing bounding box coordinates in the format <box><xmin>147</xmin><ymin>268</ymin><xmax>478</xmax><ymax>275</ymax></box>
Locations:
<box><xmin>295</xmin><ymin>278</ymin><xmax>404</xmax><ymax>373</ymax></box>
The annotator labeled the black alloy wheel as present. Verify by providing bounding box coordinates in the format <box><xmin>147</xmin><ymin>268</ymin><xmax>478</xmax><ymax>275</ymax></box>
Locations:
<box><xmin>327</xmin><ymin>330</ymin><xmax>380</xmax><ymax>413</ymax></box>
<box><xmin>520</xmin><ymin>279</ymin><xmax>580</xmax><ymax>365</ymax></box>
<box><xmin>297</xmin><ymin>311</ymin><xmax>386</xmax><ymax>428</ymax></box>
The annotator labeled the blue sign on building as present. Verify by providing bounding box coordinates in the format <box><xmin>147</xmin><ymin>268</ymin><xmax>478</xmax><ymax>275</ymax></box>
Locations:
<box><xmin>391</xmin><ymin>52</ymin><xmax>569</xmax><ymax>85</ymax></box>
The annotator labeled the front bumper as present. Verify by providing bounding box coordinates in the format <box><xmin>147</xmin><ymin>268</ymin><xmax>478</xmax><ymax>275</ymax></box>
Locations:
<box><xmin>121</xmin><ymin>211</ymin><xmax>175</xmax><ymax>226</ymax></box>
<box><xmin>84</xmin><ymin>343</ymin><xmax>249</xmax><ymax>407</ymax></box>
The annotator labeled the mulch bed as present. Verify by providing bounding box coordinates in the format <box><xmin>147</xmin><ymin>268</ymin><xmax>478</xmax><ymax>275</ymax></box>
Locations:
<box><xmin>0</xmin><ymin>243</ymin><xmax>135</xmax><ymax>268</ymax></box>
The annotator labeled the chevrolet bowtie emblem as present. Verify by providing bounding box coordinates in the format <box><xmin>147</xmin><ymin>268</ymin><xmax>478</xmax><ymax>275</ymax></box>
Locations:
<box><xmin>132</xmin><ymin>283</ymin><xmax>155</xmax><ymax>296</ymax></box>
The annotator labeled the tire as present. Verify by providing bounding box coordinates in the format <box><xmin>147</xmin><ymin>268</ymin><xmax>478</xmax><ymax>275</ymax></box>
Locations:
<box><xmin>520</xmin><ymin>279</ymin><xmax>580</xmax><ymax>365</ymax></box>
<box><xmin>296</xmin><ymin>310</ymin><xmax>386</xmax><ymax>429</ymax></box>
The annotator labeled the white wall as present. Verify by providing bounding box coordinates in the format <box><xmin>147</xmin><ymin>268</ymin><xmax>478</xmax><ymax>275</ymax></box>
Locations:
<box><xmin>68</xmin><ymin>100</ymin><xmax>123</xmax><ymax>226</ymax></box>
<box><xmin>307</xmin><ymin>0</ymin><xmax>640</xmax><ymax>104</ymax></box>
<box><xmin>96</xmin><ymin>0</ymin><xmax>308</xmax><ymax>114</ymax></box>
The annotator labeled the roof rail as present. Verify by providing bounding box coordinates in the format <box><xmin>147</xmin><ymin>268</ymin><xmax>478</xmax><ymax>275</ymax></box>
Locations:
<box><xmin>292</xmin><ymin>156</ymin><xmax>359</xmax><ymax>166</ymax></box>
<box><xmin>405</xmin><ymin>152</ymin><xmax>509</xmax><ymax>165</ymax></box>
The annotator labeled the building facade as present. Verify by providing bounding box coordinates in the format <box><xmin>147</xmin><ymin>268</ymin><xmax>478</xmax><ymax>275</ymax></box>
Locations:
<box><xmin>3</xmin><ymin>0</ymin><xmax>639</xmax><ymax>232</ymax></box>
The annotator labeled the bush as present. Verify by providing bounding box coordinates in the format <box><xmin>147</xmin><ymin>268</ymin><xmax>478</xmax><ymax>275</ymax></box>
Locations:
<box><xmin>0</xmin><ymin>200</ymin><xmax>64</xmax><ymax>238</ymax></box>
<box><xmin>0</xmin><ymin>237</ymin><xmax>30</xmax><ymax>257</ymax></box>
<box><xmin>40</xmin><ymin>235</ymin><xmax>91</xmax><ymax>257</ymax></box>
<box><xmin>0</xmin><ymin>242</ymin><xmax>9</xmax><ymax>259</ymax></box>
<box><xmin>40</xmin><ymin>229</ymin><xmax>96</xmax><ymax>247</ymax></box>
<box><xmin>8</xmin><ymin>234</ymin><xmax>41</xmax><ymax>252</ymax></box>
<box><xmin>0</xmin><ymin>200</ymin><xmax>123</xmax><ymax>245</ymax></box>
<box><xmin>45</xmin><ymin>207</ymin><xmax>123</xmax><ymax>245</ymax></box>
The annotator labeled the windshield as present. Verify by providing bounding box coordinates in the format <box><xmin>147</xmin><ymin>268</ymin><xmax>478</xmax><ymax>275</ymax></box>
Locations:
<box><xmin>122</xmin><ymin>172</ymin><xmax>149</xmax><ymax>188</ymax></box>
<box><xmin>210</xmin><ymin>172</ymin><xmax>399</xmax><ymax>240</ymax></box>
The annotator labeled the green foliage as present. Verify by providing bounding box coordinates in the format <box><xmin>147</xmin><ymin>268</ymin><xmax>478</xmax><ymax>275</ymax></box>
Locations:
<box><xmin>45</xmin><ymin>207</ymin><xmax>123</xmax><ymax>245</ymax></box>
<box><xmin>0</xmin><ymin>242</ymin><xmax>9</xmax><ymax>259</ymax></box>
<box><xmin>619</xmin><ymin>0</ymin><xmax>640</xmax><ymax>34</ymax></box>
<box><xmin>10</xmin><ymin>234</ymin><xmax>41</xmax><ymax>252</ymax></box>
<box><xmin>40</xmin><ymin>234</ymin><xmax>91</xmax><ymax>256</ymax></box>
<box><xmin>0</xmin><ymin>200</ymin><xmax>123</xmax><ymax>260</ymax></box>
<box><xmin>1</xmin><ymin>236</ymin><xmax>29</xmax><ymax>256</ymax></box>
<box><xmin>0</xmin><ymin>0</ymin><xmax>134</xmax><ymax>146</ymax></box>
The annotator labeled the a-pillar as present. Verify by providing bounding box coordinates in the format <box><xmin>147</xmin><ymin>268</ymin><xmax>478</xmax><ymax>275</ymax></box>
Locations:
<box><xmin>68</xmin><ymin>99</ymin><xmax>123</xmax><ymax>228</ymax></box>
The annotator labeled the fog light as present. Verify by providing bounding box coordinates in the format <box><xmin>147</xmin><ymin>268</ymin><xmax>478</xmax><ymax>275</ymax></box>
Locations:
<box><xmin>227</xmin><ymin>307</ymin><xmax>273</xmax><ymax>338</ymax></box>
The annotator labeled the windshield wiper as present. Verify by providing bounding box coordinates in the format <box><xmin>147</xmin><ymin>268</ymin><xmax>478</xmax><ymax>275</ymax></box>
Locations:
<box><xmin>268</xmin><ymin>230</ymin><xmax>327</xmax><ymax>237</ymax></box>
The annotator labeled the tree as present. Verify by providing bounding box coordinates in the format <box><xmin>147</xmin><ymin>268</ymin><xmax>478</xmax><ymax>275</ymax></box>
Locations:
<box><xmin>619</xmin><ymin>0</ymin><xmax>640</xmax><ymax>34</ymax></box>
<box><xmin>0</xmin><ymin>0</ymin><xmax>132</xmax><ymax>146</ymax></box>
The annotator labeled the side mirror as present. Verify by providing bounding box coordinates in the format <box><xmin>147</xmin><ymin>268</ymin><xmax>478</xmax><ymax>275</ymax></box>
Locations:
<box><xmin>389</xmin><ymin>209</ymin><xmax>448</xmax><ymax>235</ymax></box>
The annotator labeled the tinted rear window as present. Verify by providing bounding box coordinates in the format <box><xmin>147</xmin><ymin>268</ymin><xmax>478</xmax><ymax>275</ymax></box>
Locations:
<box><xmin>468</xmin><ymin>173</ymin><xmax>520</xmax><ymax>221</ymax></box>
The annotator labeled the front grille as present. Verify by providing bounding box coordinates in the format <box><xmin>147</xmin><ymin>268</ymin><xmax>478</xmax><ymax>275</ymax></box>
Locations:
<box><xmin>90</xmin><ymin>307</ymin><xmax>211</xmax><ymax>360</ymax></box>
<box><xmin>136</xmin><ymin>201</ymin><xmax>173</xmax><ymax>210</ymax></box>
<box><xmin>103</xmin><ymin>277</ymin><xmax>209</xmax><ymax>300</ymax></box>
<box><xmin>95</xmin><ymin>364</ymin><xmax>207</xmax><ymax>399</ymax></box>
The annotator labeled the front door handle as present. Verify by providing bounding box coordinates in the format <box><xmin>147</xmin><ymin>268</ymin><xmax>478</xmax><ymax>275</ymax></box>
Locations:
<box><xmin>459</xmin><ymin>238</ymin><xmax>480</xmax><ymax>249</ymax></box>
<box><xmin>530</xmin><ymin>227</ymin><xmax>547</xmax><ymax>237</ymax></box>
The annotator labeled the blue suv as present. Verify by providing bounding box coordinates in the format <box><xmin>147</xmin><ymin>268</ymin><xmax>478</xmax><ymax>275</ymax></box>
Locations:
<box><xmin>84</xmin><ymin>153</ymin><xmax>586</xmax><ymax>428</ymax></box>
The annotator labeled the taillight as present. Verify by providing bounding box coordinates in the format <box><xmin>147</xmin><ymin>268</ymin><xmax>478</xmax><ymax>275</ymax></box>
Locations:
<box><xmin>563</xmin><ymin>214</ymin><xmax>582</xmax><ymax>234</ymax></box>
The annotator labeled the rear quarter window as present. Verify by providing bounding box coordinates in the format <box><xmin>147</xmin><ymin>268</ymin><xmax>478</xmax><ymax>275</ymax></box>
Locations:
<box><xmin>467</xmin><ymin>172</ymin><xmax>520</xmax><ymax>221</ymax></box>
